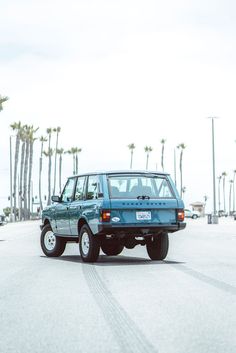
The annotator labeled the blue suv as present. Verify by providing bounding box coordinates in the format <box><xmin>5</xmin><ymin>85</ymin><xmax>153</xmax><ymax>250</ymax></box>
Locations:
<box><xmin>40</xmin><ymin>171</ymin><xmax>186</xmax><ymax>262</ymax></box>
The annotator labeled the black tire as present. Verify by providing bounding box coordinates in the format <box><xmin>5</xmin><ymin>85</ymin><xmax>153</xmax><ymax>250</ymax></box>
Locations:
<box><xmin>79</xmin><ymin>225</ymin><xmax>100</xmax><ymax>262</ymax></box>
<box><xmin>101</xmin><ymin>239</ymin><xmax>124</xmax><ymax>256</ymax></box>
<box><xmin>146</xmin><ymin>233</ymin><xmax>169</xmax><ymax>260</ymax></box>
<box><xmin>192</xmin><ymin>214</ymin><xmax>198</xmax><ymax>219</ymax></box>
<box><xmin>40</xmin><ymin>223</ymin><xmax>66</xmax><ymax>257</ymax></box>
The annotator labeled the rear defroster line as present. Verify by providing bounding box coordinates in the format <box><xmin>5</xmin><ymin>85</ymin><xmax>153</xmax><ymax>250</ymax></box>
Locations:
<box><xmin>170</xmin><ymin>263</ymin><xmax>236</xmax><ymax>296</ymax></box>
<box><xmin>82</xmin><ymin>264</ymin><xmax>159</xmax><ymax>353</ymax></box>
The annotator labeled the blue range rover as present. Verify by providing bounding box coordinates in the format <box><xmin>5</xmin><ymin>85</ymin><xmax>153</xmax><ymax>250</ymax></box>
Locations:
<box><xmin>40</xmin><ymin>171</ymin><xmax>186</xmax><ymax>262</ymax></box>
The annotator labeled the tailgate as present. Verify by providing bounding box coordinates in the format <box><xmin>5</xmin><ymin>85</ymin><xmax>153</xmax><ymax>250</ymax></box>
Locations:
<box><xmin>109</xmin><ymin>199</ymin><xmax>178</xmax><ymax>224</ymax></box>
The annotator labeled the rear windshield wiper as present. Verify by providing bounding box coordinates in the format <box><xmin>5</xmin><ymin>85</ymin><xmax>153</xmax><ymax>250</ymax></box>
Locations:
<box><xmin>137</xmin><ymin>195</ymin><xmax>150</xmax><ymax>200</ymax></box>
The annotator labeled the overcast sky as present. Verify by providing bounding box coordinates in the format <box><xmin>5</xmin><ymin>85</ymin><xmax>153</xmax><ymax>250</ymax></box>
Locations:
<box><xmin>1</xmin><ymin>0</ymin><xmax>236</xmax><ymax>213</ymax></box>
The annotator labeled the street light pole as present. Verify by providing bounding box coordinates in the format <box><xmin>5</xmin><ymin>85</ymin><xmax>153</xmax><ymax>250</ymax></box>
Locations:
<box><xmin>209</xmin><ymin>117</ymin><xmax>218</xmax><ymax>224</ymax></box>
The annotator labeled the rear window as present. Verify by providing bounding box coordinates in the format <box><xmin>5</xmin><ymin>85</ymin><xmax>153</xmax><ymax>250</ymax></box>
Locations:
<box><xmin>108</xmin><ymin>174</ymin><xmax>174</xmax><ymax>199</ymax></box>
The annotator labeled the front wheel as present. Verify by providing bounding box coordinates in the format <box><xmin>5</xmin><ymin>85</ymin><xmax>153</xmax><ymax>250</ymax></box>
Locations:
<box><xmin>40</xmin><ymin>223</ymin><xmax>66</xmax><ymax>257</ymax></box>
<box><xmin>146</xmin><ymin>233</ymin><xmax>169</xmax><ymax>260</ymax></box>
<box><xmin>79</xmin><ymin>225</ymin><xmax>100</xmax><ymax>262</ymax></box>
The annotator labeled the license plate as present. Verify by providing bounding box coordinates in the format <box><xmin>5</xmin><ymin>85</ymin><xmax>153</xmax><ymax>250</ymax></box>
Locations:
<box><xmin>136</xmin><ymin>211</ymin><xmax>151</xmax><ymax>220</ymax></box>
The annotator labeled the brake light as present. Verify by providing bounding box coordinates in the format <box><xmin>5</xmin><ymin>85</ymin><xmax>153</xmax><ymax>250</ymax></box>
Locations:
<box><xmin>177</xmin><ymin>209</ymin><xmax>185</xmax><ymax>221</ymax></box>
<box><xmin>101</xmin><ymin>210</ymin><xmax>111</xmax><ymax>222</ymax></box>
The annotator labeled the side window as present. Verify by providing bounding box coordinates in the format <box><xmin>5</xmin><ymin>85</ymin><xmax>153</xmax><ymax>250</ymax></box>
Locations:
<box><xmin>75</xmin><ymin>176</ymin><xmax>86</xmax><ymax>201</ymax></box>
<box><xmin>86</xmin><ymin>175</ymin><xmax>100</xmax><ymax>200</ymax></box>
<box><xmin>61</xmin><ymin>178</ymin><xmax>76</xmax><ymax>202</ymax></box>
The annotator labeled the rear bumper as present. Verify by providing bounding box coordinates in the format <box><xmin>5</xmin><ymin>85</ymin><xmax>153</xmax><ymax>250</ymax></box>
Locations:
<box><xmin>97</xmin><ymin>222</ymin><xmax>186</xmax><ymax>236</ymax></box>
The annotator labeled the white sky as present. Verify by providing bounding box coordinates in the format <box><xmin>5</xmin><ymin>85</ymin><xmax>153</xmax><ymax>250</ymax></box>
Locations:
<box><xmin>1</xmin><ymin>0</ymin><xmax>236</xmax><ymax>213</ymax></box>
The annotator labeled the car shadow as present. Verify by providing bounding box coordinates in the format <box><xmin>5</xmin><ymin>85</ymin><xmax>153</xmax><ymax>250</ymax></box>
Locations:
<box><xmin>41</xmin><ymin>255</ymin><xmax>185</xmax><ymax>266</ymax></box>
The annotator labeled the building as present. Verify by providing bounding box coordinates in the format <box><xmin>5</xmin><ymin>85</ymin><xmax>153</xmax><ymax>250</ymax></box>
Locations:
<box><xmin>190</xmin><ymin>202</ymin><xmax>205</xmax><ymax>216</ymax></box>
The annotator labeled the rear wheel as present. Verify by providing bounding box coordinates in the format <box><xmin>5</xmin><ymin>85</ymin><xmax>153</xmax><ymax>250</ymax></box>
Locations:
<box><xmin>146</xmin><ymin>232</ymin><xmax>169</xmax><ymax>260</ymax></box>
<box><xmin>40</xmin><ymin>223</ymin><xmax>66</xmax><ymax>257</ymax></box>
<box><xmin>101</xmin><ymin>239</ymin><xmax>124</xmax><ymax>256</ymax></box>
<box><xmin>79</xmin><ymin>225</ymin><xmax>100</xmax><ymax>262</ymax></box>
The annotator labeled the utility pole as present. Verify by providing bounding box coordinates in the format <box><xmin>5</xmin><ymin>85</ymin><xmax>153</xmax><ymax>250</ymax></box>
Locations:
<box><xmin>208</xmin><ymin>117</ymin><xmax>218</xmax><ymax>224</ymax></box>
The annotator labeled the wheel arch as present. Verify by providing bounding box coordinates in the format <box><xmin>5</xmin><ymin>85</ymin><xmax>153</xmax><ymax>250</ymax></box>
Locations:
<box><xmin>77</xmin><ymin>217</ymin><xmax>90</xmax><ymax>236</ymax></box>
<box><xmin>43</xmin><ymin>218</ymin><xmax>51</xmax><ymax>227</ymax></box>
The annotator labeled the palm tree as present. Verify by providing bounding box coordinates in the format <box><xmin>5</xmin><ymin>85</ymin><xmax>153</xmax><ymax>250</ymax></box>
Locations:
<box><xmin>23</xmin><ymin>126</ymin><xmax>31</xmax><ymax>219</ymax></box>
<box><xmin>57</xmin><ymin>148</ymin><xmax>64</xmax><ymax>194</ymax></box>
<box><xmin>46</xmin><ymin>128</ymin><xmax>53</xmax><ymax>205</ymax></box>
<box><xmin>222</xmin><ymin>171</ymin><xmax>227</xmax><ymax>213</ymax></box>
<box><xmin>217</xmin><ymin>175</ymin><xmax>222</xmax><ymax>213</ymax></box>
<box><xmin>19</xmin><ymin>126</ymin><xmax>27</xmax><ymax>221</ymax></box>
<box><xmin>66</xmin><ymin>148</ymin><xmax>76</xmax><ymax>175</ymax></box>
<box><xmin>39</xmin><ymin>136</ymin><xmax>47</xmax><ymax>211</ymax></box>
<box><xmin>144</xmin><ymin>146</ymin><xmax>153</xmax><ymax>170</ymax></box>
<box><xmin>0</xmin><ymin>95</ymin><xmax>9</xmax><ymax>112</ymax></box>
<box><xmin>67</xmin><ymin>147</ymin><xmax>81</xmax><ymax>175</ymax></box>
<box><xmin>160</xmin><ymin>139</ymin><xmax>166</xmax><ymax>171</ymax></box>
<box><xmin>53</xmin><ymin>127</ymin><xmax>61</xmax><ymax>195</ymax></box>
<box><xmin>177</xmin><ymin>143</ymin><xmax>186</xmax><ymax>198</ymax></box>
<box><xmin>27</xmin><ymin>126</ymin><xmax>38</xmax><ymax>218</ymax></box>
<box><xmin>229</xmin><ymin>179</ymin><xmax>234</xmax><ymax>215</ymax></box>
<box><xmin>10</xmin><ymin>121</ymin><xmax>22</xmax><ymax>221</ymax></box>
<box><xmin>128</xmin><ymin>143</ymin><xmax>135</xmax><ymax>169</ymax></box>
<box><xmin>75</xmin><ymin>148</ymin><xmax>82</xmax><ymax>174</ymax></box>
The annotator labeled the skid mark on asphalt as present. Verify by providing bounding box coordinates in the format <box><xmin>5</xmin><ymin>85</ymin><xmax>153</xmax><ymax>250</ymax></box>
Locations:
<box><xmin>171</xmin><ymin>263</ymin><xmax>236</xmax><ymax>296</ymax></box>
<box><xmin>82</xmin><ymin>264</ymin><xmax>159</xmax><ymax>353</ymax></box>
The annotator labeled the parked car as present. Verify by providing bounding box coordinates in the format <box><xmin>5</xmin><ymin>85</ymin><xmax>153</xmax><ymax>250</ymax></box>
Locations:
<box><xmin>218</xmin><ymin>210</ymin><xmax>228</xmax><ymax>217</ymax></box>
<box><xmin>40</xmin><ymin>171</ymin><xmax>186</xmax><ymax>262</ymax></box>
<box><xmin>0</xmin><ymin>215</ymin><xmax>6</xmax><ymax>226</ymax></box>
<box><xmin>184</xmin><ymin>208</ymin><xmax>200</xmax><ymax>219</ymax></box>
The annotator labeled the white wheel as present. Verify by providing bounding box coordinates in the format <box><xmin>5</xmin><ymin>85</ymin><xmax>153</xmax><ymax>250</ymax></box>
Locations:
<box><xmin>79</xmin><ymin>225</ymin><xmax>100</xmax><ymax>262</ymax></box>
<box><xmin>40</xmin><ymin>224</ymin><xmax>66</xmax><ymax>257</ymax></box>
<box><xmin>44</xmin><ymin>230</ymin><xmax>56</xmax><ymax>251</ymax></box>
<box><xmin>81</xmin><ymin>231</ymin><xmax>90</xmax><ymax>256</ymax></box>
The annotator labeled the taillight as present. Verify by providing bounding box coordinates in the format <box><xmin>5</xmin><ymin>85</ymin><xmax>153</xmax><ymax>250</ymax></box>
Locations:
<box><xmin>100</xmin><ymin>210</ymin><xmax>111</xmax><ymax>222</ymax></box>
<box><xmin>177</xmin><ymin>209</ymin><xmax>185</xmax><ymax>221</ymax></box>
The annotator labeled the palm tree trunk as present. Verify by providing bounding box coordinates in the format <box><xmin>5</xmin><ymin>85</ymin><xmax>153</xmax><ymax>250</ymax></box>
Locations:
<box><xmin>75</xmin><ymin>153</ymin><xmax>78</xmax><ymax>174</ymax></box>
<box><xmin>218</xmin><ymin>179</ymin><xmax>221</xmax><ymax>212</ymax></box>
<box><xmin>53</xmin><ymin>131</ymin><xmax>59</xmax><ymax>195</ymax></box>
<box><xmin>233</xmin><ymin>174</ymin><xmax>236</xmax><ymax>212</ymax></box>
<box><xmin>161</xmin><ymin>145</ymin><xmax>164</xmax><ymax>171</ymax></box>
<box><xmin>19</xmin><ymin>141</ymin><xmax>25</xmax><ymax>221</ymax></box>
<box><xmin>13</xmin><ymin>133</ymin><xmax>20</xmax><ymax>221</ymax></box>
<box><xmin>229</xmin><ymin>183</ymin><xmax>232</xmax><ymax>215</ymax></box>
<box><xmin>28</xmin><ymin>140</ymin><xmax>34</xmax><ymax>219</ymax></box>
<box><xmin>47</xmin><ymin>134</ymin><xmax>52</xmax><ymax>206</ymax></box>
<box><xmin>174</xmin><ymin>148</ymin><xmax>177</xmax><ymax>188</ymax></box>
<box><xmin>146</xmin><ymin>154</ymin><xmax>149</xmax><ymax>170</ymax></box>
<box><xmin>130</xmin><ymin>150</ymin><xmax>133</xmax><ymax>169</ymax></box>
<box><xmin>39</xmin><ymin>155</ymin><xmax>43</xmax><ymax>211</ymax></box>
<box><xmin>59</xmin><ymin>154</ymin><xmax>62</xmax><ymax>194</ymax></box>
<box><xmin>39</xmin><ymin>140</ymin><xmax>45</xmax><ymax>212</ymax></box>
<box><xmin>223</xmin><ymin>178</ymin><xmax>226</xmax><ymax>213</ymax></box>
<box><xmin>223</xmin><ymin>178</ymin><xmax>226</xmax><ymax>212</ymax></box>
<box><xmin>23</xmin><ymin>139</ymin><xmax>30</xmax><ymax>219</ymax></box>
<box><xmin>180</xmin><ymin>151</ymin><xmax>183</xmax><ymax>198</ymax></box>
<box><xmin>73</xmin><ymin>154</ymin><xmax>76</xmax><ymax>175</ymax></box>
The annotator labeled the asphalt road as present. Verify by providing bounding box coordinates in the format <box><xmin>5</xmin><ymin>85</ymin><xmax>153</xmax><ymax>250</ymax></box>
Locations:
<box><xmin>0</xmin><ymin>218</ymin><xmax>236</xmax><ymax>353</ymax></box>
